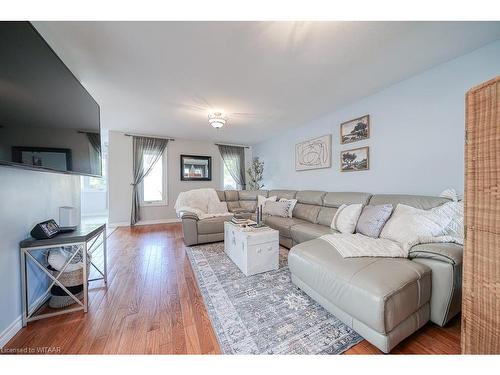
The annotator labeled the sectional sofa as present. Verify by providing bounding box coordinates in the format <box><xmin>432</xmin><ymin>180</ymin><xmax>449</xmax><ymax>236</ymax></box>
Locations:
<box><xmin>179</xmin><ymin>189</ymin><xmax>462</xmax><ymax>353</ymax></box>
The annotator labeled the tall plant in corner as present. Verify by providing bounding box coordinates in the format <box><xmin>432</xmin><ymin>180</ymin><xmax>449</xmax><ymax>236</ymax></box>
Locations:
<box><xmin>247</xmin><ymin>157</ymin><xmax>265</xmax><ymax>190</ymax></box>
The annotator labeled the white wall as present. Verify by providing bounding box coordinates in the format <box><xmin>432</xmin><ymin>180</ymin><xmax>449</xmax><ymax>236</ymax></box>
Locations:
<box><xmin>108</xmin><ymin>132</ymin><xmax>249</xmax><ymax>224</ymax></box>
<box><xmin>253</xmin><ymin>41</ymin><xmax>500</xmax><ymax>196</ymax></box>
<box><xmin>0</xmin><ymin>167</ymin><xmax>80</xmax><ymax>346</ymax></box>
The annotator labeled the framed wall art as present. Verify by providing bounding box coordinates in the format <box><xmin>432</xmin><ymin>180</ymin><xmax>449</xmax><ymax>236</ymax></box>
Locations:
<box><xmin>295</xmin><ymin>134</ymin><xmax>332</xmax><ymax>171</ymax></box>
<box><xmin>340</xmin><ymin>146</ymin><xmax>369</xmax><ymax>172</ymax></box>
<box><xmin>340</xmin><ymin>115</ymin><xmax>370</xmax><ymax>144</ymax></box>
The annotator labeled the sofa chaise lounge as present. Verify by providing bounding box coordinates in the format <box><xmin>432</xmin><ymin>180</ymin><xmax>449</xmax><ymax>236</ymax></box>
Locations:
<box><xmin>179</xmin><ymin>189</ymin><xmax>462</xmax><ymax>353</ymax></box>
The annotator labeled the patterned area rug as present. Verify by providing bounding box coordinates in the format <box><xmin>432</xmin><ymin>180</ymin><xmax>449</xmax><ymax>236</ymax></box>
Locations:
<box><xmin>186</xmin><ymin>242</ymin><xmax>363</xmax><ymax>354</ymax></box>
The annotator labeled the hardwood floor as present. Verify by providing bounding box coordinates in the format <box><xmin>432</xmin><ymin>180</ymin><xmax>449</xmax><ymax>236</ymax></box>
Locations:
<box><xmin>5</xmin><ymin>223</ymin><xmax>461</xmax><ymax>354</ymax></box>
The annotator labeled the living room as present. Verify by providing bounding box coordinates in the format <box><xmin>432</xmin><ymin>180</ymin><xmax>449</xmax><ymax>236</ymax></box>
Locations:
<box><xmin>1</xmin><ymin>0</ymin><xmax>499</xmax><ymax>372</ymax></box>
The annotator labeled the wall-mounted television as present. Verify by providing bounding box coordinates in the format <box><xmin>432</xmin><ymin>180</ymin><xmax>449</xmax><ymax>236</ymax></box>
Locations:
<box><xmin>0</xmin><ymin>21</ymin><xmax>102</xmax><ymax>177</ymax></box>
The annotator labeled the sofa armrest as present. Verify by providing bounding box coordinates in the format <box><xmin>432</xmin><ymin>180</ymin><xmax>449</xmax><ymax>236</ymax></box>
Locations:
<box><xmin>410</xmin><ymin>242</ymin><xmax>463</xmax><ymax>327</ymax></box>
<box><xmin>409</xmin><ymin>242</ymin><xmax>463</xmax><ymax>266</ymax></box>
<box><xmin>178</xmin><ymin>211</ymin><xmax>200</xmax><ymax>221</ymax></box>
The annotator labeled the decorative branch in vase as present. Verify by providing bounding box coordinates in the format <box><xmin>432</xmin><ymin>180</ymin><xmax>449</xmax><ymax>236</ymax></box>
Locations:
<box><xmin>247</xmin><ymin>157</ymin><xmax>265</xmax><ymax>190</ymax></box>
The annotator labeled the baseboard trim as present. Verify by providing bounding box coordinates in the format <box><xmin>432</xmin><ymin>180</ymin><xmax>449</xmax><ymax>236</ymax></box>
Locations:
<box><xmin>108</xmin><ymin>218</ymin><xmax>181</xmax><ymax>228</ymax></box>
<box><xmin>0</xmin><ymin>291</ymin><xmax>51</xmax><ymax>349</ymax></box>
<box><xmin>0</xmin><ymin>316</ymin><xmax>22</xmax><ymax>349</ymax></box>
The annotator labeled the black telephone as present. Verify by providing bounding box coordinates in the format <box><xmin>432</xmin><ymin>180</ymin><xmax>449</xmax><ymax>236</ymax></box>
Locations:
<box><xmin>30</xmin><ymin>219</ymin><xmax>61</xmax><ymax>240</ymax></box>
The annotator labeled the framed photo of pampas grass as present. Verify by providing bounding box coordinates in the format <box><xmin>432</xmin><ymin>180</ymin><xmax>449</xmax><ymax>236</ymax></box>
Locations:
<box><xmin>340</xmin><ymin>146</ymin><xmax>369</xmax><ymax>172</ymax></box>
<box><xmin>340</xmin><ymin>115</ymin><xmax>370</xmax><ymax>144</ymax></box>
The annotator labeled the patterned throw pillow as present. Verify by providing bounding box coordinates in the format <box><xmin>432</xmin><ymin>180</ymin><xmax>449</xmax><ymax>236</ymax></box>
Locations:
<box><xmin>330</xmin><ymin>204</ymin><xmax>363</xmax><ymax>234</ymax></box>
<box><xmin>279</xmin><ymin>198</ymin><xmax>298</xmax><ymax>218</ymax></box>
<box><xmin>380</xmin><ymin>203</ymin><xmax>454</xmax><ymax>251</ymax></box>
<box><xmin>263</xmin><ymin>201</ymin><xmax>292</xmax><ymax>218</ymax></box>
<box><xmin>355</xmin><ymin>204</ymin><xmax>394</xmax><ymax>238</ymax></box>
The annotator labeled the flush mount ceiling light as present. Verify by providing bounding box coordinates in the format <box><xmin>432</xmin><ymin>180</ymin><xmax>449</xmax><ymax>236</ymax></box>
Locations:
<box><xmin>208</xmin><ymin>111</ymin><xmax>226</xmax><ymax>129</ymax></box>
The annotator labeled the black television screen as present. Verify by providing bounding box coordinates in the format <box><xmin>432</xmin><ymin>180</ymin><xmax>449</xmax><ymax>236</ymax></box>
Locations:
<box><xmin>0</xmin><ymin>22</ymin><xmax>102</xmax><ymax>176</ymax></box>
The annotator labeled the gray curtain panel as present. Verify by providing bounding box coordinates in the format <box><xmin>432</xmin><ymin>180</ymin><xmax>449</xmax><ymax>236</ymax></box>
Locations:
<box><xmin>131</xmin><ymin>136</ymin><xmax>168</xmax><ymax>225</ymax></box>
<box><xmin>218</xmin><ymin>145</ymin><xmax>246</xmax><ymax>189</ymax></box>
<box><xmin>86</xmin><ymin>132</ymin><xmax>101</xmax><ymax>155</ymax></box>
<box><xmin>85</xmin><ymin>132</ymin><xmax>102</xmax><ymax>175</ymax></box>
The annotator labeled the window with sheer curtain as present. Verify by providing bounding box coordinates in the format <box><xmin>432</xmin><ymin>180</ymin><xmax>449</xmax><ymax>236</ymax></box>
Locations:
<box><xmin>223</xmin><ymin>160</ymin><xmax>238</xmax><ymax>190</ymax></box>
<box><xmin>140</xmin><ymin>150</ymin><xmax>167</xmax><ymax>206</ymax></box>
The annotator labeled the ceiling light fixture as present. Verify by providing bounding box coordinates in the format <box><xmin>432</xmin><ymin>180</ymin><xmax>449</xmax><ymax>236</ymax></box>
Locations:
<box><xmin>208</xmin><ymin>111</ymin><xmax>226</xmax><ymax>129</ymax></box>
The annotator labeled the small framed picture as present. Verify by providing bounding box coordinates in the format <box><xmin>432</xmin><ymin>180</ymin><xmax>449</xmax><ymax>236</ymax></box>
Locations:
<box><xmin>180</xmin><ymin>154</ymin><xmax>212</xmax><ymax>181</ymax></box>
<box><xmin>340</xmin><ymin>146</ymin><xmax>369</xmax><ymax>172</ymax></box>
<box><xmin>340</xmin><ymin>115</ymin><xmax>370</xmax><ymax>144</ymax></box>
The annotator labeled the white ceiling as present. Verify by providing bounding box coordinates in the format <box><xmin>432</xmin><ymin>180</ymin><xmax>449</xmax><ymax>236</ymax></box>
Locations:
<box><xmin>34</xmin><ymin>21</ymin><xmax>500</xmax><ymax>145</ymax></box>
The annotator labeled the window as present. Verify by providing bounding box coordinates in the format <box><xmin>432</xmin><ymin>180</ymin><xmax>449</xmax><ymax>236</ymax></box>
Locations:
<box><xmin>82</xmin><ymin>143</ymin><xmax>107</xmax><ymax>192</ymax></box>
<box><xmin>223</xmin><ymin>161</ymin><xmax>238</xmax><ymax>190</ymax></box>
<box><xmin>141</xmin><ymin>150</ymin><xmax>167</xmax><ymax>206</ymax></box>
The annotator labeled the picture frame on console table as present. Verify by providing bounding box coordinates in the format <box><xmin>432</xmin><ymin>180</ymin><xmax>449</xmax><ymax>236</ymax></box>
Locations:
<box><xmin>340</xmin><ymin>146</ymin><xmax>369</xmax><ymax>172</ymax></box>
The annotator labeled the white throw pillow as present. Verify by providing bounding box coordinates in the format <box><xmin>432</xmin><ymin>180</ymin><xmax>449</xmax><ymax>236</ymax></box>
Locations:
<box><xmin>262</xmin><ymin>201</ymin><xmax>290</xmax><ymax>218</ymax></box>
<box><xmin>258</xmin><ymin>195</ymin><xmax>277</xmax><ymax>208</ymax></box>
<box><xmin>380</xmin><ymin>203</ymin><xmax>454</xmax><ymax>250</ymax></box>
<box><xmin>279</xmin><ymin>198</ymin><xmax>298</xmax><ymax>218</ymax></box>
<box><xmin>330</xmin><ymin>204</ymin><xmax>363</xmax><ymax>234</ymax></box>
<box><xmin>432</xmin><ymin>201</ymin><xmax>464</xmax><ymax>239</ymax></box>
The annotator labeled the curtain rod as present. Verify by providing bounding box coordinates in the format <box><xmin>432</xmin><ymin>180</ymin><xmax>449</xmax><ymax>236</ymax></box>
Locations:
<box><xmin>124</xmin><ymin>132</ymin><xmax>175</xmax><ymax>141</ymax></box>
<box><xmin>215</xmin><ymin>142</ymin><xmax>250</xmax><ymax>149</ymax></box>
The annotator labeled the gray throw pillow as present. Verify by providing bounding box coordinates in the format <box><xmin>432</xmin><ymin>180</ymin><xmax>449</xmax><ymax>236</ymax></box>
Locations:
<box><xmin>355</xmin><ymin>204</ymin><xmax>394</xmax><ymax>238</ymax></box>
<box><xmin>262</xmin><ymin>201</ymin><xmax>291</xmax><ymax>218</ymax></box>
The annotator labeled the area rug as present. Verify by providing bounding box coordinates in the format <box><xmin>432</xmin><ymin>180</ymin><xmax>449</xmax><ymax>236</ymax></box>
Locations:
<box><xmin>186</xmin><ymin>242</ymin><xmax>363</xmax><ymax>354</ymax></box>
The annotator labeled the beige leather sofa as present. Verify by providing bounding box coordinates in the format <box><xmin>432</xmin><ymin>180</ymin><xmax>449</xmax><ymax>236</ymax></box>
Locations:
<box><xmin>179</xmin><ymin>189</ymin><xmax>462</xmax><ymax>353</ymax></box>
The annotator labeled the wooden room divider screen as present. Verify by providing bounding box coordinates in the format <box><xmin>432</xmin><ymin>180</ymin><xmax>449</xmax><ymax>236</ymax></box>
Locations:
<box><xmin>462</xmin><ymin>76</ymin><xmax>500</xmax><ymax>354</ymax></box>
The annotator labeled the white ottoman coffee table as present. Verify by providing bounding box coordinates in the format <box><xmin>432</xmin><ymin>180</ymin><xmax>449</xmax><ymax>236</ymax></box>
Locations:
<box><xmin>224</xmin><ymin>221</ymin><xmax>279</xmax><ymax>276</ymax></box>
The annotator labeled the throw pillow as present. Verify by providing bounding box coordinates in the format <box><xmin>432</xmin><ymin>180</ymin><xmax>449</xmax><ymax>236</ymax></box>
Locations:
<box><xmin>262</xmin><ymin>201</ymin><xmax>291</xmax><ymax>218</ymax></box>
<box><xmin>330</xmin><ymin>204</ymin><xmax>363</xmax><ymax>234</ymax></box>
<box><xmin>380</xmin><ymin>203</ymin><xmax>454</xmax><ymax>250</ymax></box>
<box><xmin>355</xmin><ymin>204</ymin><xmax>394</xmax><ymax>238</ymax></box>
<box><xmin>431</xmin><ymin>201</ymin><xmax>464</xmax><ymax>239</ymax></box>
<box><xmin>279</xmin><ymin>198</ymin><xmax>298</xmax><ymax>218</ymax></box>
<box><xmin>258</xmin><ymin>195</ymin><xmax>277</xmax><ymax>208</ymax></box>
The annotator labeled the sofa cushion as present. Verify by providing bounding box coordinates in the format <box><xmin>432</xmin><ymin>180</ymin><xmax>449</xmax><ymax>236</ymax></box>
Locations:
<box><xmin>409</xmin><ymin>242</ymin><xmax>463</xmax><ymax>265</ymax></box>
<box><xmin>225</xmin><ymin>190</ymin><xmax>240</xmax><ymax>202</ymax></box>
<box><xmin>317</xmin><ymin>207</ymin><xmax>337</xmax><ymax>227</ymax></box>
<box><xmin>290</xmin><ymin>223</ymin><xmax>337</xmax><ymax>244</ymax></box>
<box><xmin>323</xmin><ymin>192</ymin><xmax>372</xmax><ymax>207</ymax></box>
<box><xmin>268</xmin><ymin>190</ymin><xmax>297</xmax><ymax>200</ymax></box>
<box><xmin>296</xmin><ymin>190</ymin><xmax>326</xmax><ymax>205</ymax></box>
<box><xmin>229</xmin><ymin>206</ymin><xmax>252</xmax><ymax>214</ymax></box>
<box><xmin>197</xmin><ymin>216</ymin><xmax>232</xmax><ymax>234</ymax></box>
<box><xmin>288</xmin><ymin>238</ymin><xmax>431</xmax><ymax>334</ymax></box>
<box><xmin>369</xmin><ymin>194</ymin><xmax>450</xmax><ymax>210</ymax></box>
<box><xmin>239</xmin><ymin>190</ymin><xmax>268</xmax><ymax>200</ymax></box>
<box><xmin>226</xmin><ymin>201</ymin><xmax>241</xmax><ymax>211</ymax></box>
<box><xmin>239</xmin><ymin>200</ymin><xmax>257</xmax><ymax>212</ymax></box>
<box><xmin>216</xmin><ymin>190</ymin><xmax>226</xmax><ymax>202</ymax></box>
<box><xmin>293</xmin><ymin>203</ymin><xmax>321</xmax><ymax>223</ymax></box>
<box><xmin>263</xmin><ymin>216</ymin><xmax>306</xmax><ymax>238</ymax></box>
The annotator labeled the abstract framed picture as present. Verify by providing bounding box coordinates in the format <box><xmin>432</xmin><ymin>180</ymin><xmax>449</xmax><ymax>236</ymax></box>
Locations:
<box><xmin>340</xmin><ymin>114</ymin><xmax>370</xmax><ymax>144</ymax></box>
<box><xmin>340</xmin><ymin>146</ymin><xmax>369</xmax><ymax>172</ymax></box>
<box><xmin>295</xmin><ymin>134</ymin><xmax>332</xmax><ymax>171</ymax></box>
